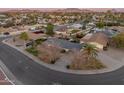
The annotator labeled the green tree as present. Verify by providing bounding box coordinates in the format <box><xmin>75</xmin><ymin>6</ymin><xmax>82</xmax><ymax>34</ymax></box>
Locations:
<box><xmin>45</xmin><ymin>23</ymin><xmax>54</xmax><ymax>36</ymax></box>
<box><xmin>112</xmin><ymin>33</ymin><xmax>124</xmax><ymax>48</ymax></box>
<box><xmin>20</xmin><ymin>32</ymin><xmax>29</xmax><ymax>48</ymax></box>
<box><xmin>96</xmin><ymin>21</ymin><xmax>104</xmax><ymax>29</ymax></box>
<box><xmin>83</xmin><ymin>44</ymin><xmax>98</xmax><ymax>62</ymax></box>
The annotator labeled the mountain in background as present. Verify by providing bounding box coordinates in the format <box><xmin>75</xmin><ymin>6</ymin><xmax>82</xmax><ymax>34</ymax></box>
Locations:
<box><xmin>86</xmin><ymin>8</ymin><xmax>124</xmax><ymax>12</ymax></box>
<box><xmin>0</xmin><ymin>8</ymin><xmax>124</xmax><ymax>13</ymax></box>
<box><xmin>55</xmin><ymin>8</ymin><xmax>91</xmax><ymax>13</ymax></box>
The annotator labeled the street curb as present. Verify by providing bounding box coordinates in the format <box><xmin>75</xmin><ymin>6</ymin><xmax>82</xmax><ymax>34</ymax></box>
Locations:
<box><xmin>2</xmin><ymin>38</ymin><xmax>123</xmax><ymax>75</ymax></box>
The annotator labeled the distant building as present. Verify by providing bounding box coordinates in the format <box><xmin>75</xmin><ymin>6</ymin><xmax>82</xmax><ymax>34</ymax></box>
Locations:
<box><xmin>54</xmin><ymin>25</ymin><xmax>70</xmax><ymax>39</ymax></box>
<box><xmin>27</xmin><ymin>32</ymin><xmax>45</xmax><ymax>41</ymax></box>
<box><xmin>54</xmin><ymin>25</ymin><xmax>68</xmax><ymax>32</ymax></box>
<box><xmin>91</xmin><ymin>28</ymin><xmax>119</xmax><ymax>37</ymax></box>
<box><xmin>69</xmin><ymin>24</ymin><xmax>82</xmax><ymax>30</ymax></box>
<box><xmin>29</xmin><ymin>26</ymin><xmax>46</xmax><ymax>34</ymax></box>
<box><xmin>0</xmin><ymin>14</ymin><xmax>7</xmax><ymax>18</ymax></box>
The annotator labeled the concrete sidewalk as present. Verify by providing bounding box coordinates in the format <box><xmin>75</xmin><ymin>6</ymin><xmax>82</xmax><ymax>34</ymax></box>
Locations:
<box><xmin>0</xmin><ymin>66</ymin><xmax>12</xmax><ymax>85</ymax></box>
<box><xmin>0</xmin><ymin>60</ymin><xmax>22</xmax><ymax>85</ymax></box>
<box><xmin>3</xmin><ymin>38</ymin><xmax>124</xmax><ymax>75</ymax></box>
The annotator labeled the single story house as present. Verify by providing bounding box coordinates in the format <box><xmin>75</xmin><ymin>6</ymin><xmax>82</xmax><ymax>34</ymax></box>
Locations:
<box><xmin>68</xmin><ymin>24</ymin><xmax>82</xmax><ymax>30</ymax></box>
<box><xmin>27</xmin><ymin>32</ymin><xmax>47</xmax><ymax>41</ymax></box>
<box><xmin>54</xmin><ymin>25</ymin><xmax>68</xmax><ymax>32</ymax></box>
<box><xmin>80</xmin><ymin>32</ymin><xmax>109</xmax><ymax>50</ymax></box>
<box><xmin>110</xmin><ymin>26</ymin><xmax>124</xmax><ymax>33</ymax></box>
<box><xmin>87</xmin><ymin>22</ymin><xmax>96</xmax><ymax>27</ymax></box>
<box><xmin>29</xmin><ymin>26</ymin><xmax>46</xmax><ymax>34</ymax></box>
<box><xmin>91</xmin><ymin>28</ymin><xmax>119</xmax><ymax>37</ymax></box>
<box><xmin>54</xmin><ymin>25</ymin><xmax>70</xmax><ymax>37</ymax></box>
<box><xmin>44</xmin><ymin>38</ymin><xmax>83</xmax><ymax>51</ymax></box>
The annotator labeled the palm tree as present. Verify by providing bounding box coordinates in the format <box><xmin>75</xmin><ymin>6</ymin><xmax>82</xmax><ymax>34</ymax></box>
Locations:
<box><xmin>83</xmin><ymin>44</ymin><xmax>98</xmax><ymax>62</ymax></box>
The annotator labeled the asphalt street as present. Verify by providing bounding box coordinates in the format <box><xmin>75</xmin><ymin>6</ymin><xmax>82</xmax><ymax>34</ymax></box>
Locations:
<box><xmin>0</xmin><ymin>37</ymin><xmax>124</xmax><ymax>85</ymax></box>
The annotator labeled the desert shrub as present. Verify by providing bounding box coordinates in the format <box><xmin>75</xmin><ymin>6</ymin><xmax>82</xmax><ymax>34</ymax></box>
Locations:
<box><xmin>71</xmin><ymin>30</ymin><xmax>80</xmax><ymax>34</ymax></box>
<box><xmin>66</xmin><ymin>65</ymin><xmax>70</xmax><ymax>69</ymax></box>
<box><xmin>69</xmin><ymin>51</ymin><xmax>105</xmax><ymax>70</ymax></box>
<box><xmin>37</xmin><ymin>44</ymin><xmax>61</xmax><ymax>64</ymax></box>
<box><xmin>83</xmin><ymin>58</ymin><xmax>105</xmax><ymax>69</ymax></box>
<box><xmin>110</xmin><ymin>33</ymin><xmax>124</xmax><ymax>48</ymax></box>
<box><xmin>35</xmin><ymin>38</ymin><xmax>46</xmax><ymax>45</ymax></box>
<box><xmin>26</xmin><ymin>47</ymin><xmax>39</xmax><ymax>56</ymax></box>
<box><xmin>60</xmin><ymin>49</ymin><xmax>66</xmax><ymax>53</ymax></box>
<box><xmin>76</xmin><ymin>33</ymin><xmax>85</xmax><ymax>38</ymax></box>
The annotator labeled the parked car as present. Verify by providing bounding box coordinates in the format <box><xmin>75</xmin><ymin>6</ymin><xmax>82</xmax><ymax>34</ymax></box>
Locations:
<box><xmin>3</xmin><ymin>32</ymin><xmax>10</xmax><ymax>35</ymax></box>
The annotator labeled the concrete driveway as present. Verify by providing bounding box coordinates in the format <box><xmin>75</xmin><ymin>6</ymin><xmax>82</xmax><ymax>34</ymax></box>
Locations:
<box><xmin>98</xmin><ymin>48</ymin><xmax>124</xmax><ymax>72</ymax></box>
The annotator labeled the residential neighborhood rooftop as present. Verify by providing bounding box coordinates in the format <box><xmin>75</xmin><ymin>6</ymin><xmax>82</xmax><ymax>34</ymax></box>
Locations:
<box><xmin>44</xmin><ymin>38</ymin><xmax>83</xmax><ymax>50</ymax></box>
<box><xmin>89</xmin><ymin>32</ymin><xmax>109</xmax><ymax>46</ymax></box>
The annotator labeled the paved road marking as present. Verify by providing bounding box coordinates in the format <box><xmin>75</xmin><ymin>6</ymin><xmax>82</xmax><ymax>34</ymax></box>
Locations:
<box><xmin>0</xmin><ymin>60</ymin><xmax>23</xmax><ymax>85</ymax></box>
<box><xmin>0</xmin><ymin>67</ymin><xmax>14</xmax><ymax>85</ymax></box>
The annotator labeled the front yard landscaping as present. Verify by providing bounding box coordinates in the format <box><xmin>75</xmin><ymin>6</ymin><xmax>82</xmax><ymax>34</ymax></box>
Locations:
<box><xmin>37</xmin><ymin>44</ymin><xmax>62</xmax><ymax>64</ymax></box>
<box><xmin>69</xmin><ymin>56</ymin><xmax>105</xmax><ymax>70</ymax></box>
<box><xmin>67</xmin><ymin>48</ymin><xmax>105</xmax><ymax>70</ymax></box>
<box><xmin>25</xmin><ymin>38</ymin><xmax>106</xmax><ymax>70</ymax></box>
<box><xmin>26</xmin><ymin>47</ymin><xmax>39</xmax><ymax>56</ymax></box>
<box><xmin>5</xmin><ymin>31</ymin><xmax>107</xmax><ymax>73</ymax></box>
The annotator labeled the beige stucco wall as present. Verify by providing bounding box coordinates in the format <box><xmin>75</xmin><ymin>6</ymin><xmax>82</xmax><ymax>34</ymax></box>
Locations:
<box><xmin>89</xmin><ymin>42</ymin><xmax>103</xmax><ymax>49</ymax></box>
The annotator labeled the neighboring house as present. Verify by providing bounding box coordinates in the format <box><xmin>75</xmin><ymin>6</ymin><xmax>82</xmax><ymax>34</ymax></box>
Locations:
<box><xmin>27</xmin><ymin>32</ymin><xmax>46</xmax><ymax>41</ymax></box>
<box><xmin>80</xmin><ymin>33</ymin><xmax>93</xmax><ymax>43</ymax></box>
<box><xmin>87</xmin><ymin>22</ymin><xmax>96</xmax><ymax>27</ymax></box>
<box><xmin>0</xmin><ymin>22</ymin><xmax>6</xmax><ymax>26</ymax></box>
<box><xmin>54</xmin><ymin>25</ymin><xmax>69</xmax><ymax>36</ymax></box>
<box><xmin>69</xmin><ymin>24</ymin><xmax>82</xmax><ymax>30</ymax></box>
<box><xmin>29</xmin><ymin>26</ymin><xmax>46</xmax><ymax>34</ymax></box>
<box><xmin>44</xmin><ymin>38</ymin><xmax>83</xmax><ymax>50</ymax></box>
<box><xmin>110</xmin><ymin>26</ymin><xmax>124</xmax><ymax>33</ymax></box>
<box><xmin>54</xmin><ymin>25</ymin><xmax>68</xmax><ymax>32</ymax></box>
<box><xmin>0</xmin><ymin>14</ymin><xmax>7</xmax><ymax>18</ymax></box>
<box><xmin>81</xmin><ymin>32</ymin><xmax>109</xmax><ymax>50</ymax></box>
<box><xmin>91</xmin><ymin>28</ymin><xmax>103</xmax><ymax>32</ymax></box>
<box><xmin>91</xmin><ymin>28</ymin><xmax>119</xmax><ymax>37</ymax></box>
<box><xmin>37</xmin><ymin>16</ymin><xmax>43</xmax><ymax>24</ymax></box>
<box><xmin>0</xmin><ymin>17</ymin><xmax>13</xmax><ymax>27</ymax></box>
